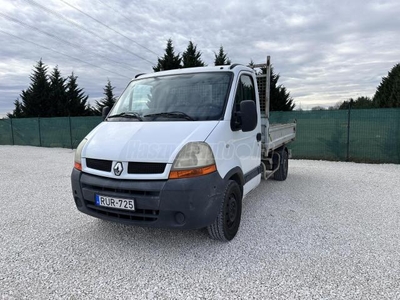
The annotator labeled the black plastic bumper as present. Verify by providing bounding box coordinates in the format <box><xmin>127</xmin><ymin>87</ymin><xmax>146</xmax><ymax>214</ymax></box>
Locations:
<box><xmin>71</xmin><ymin>169</ymin><xmax>226</xmax><ymax>229</ymax></box>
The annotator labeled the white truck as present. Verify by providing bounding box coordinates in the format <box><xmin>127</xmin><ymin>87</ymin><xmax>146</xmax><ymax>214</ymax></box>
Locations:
<box><xmin>71</xmin><ymin>57</ymin><xmax>296</xmax><ymax>241</ymax></box>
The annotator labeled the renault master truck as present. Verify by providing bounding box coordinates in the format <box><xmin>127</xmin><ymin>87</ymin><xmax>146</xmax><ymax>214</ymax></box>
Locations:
<box><xmin>71</xmin><ymin>57</ymin><xmax>296</xmax><ymax>241</ymax></box>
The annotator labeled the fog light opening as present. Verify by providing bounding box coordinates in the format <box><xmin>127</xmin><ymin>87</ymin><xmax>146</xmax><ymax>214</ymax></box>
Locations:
<box><xmin>175</xmin><ymin>212</ymin><xmax>185</xmax><ymax>225</ymax></box>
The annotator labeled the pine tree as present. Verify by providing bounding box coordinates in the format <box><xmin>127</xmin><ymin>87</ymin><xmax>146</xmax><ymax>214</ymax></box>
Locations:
<box><xmin>8</xmin><ymin>59</ymin><xmax>92</xmax><ymax>117</ymax></box>
<box><xmin>65</xmin><ymin>72</ymin><xmax>90</xmax><ymax>116</ymax></box>
<box><xmin>214</xmin><ymin>46</ymin><xmax>231</xmax><ymax>66</ymax></box>
<box><xmin>269</xmin><ymin>67</ymin><xmax>295</xmax><ymax>111</ymax></box>
<box><xmin>93</xmin><ymin>80</ymin><xmax>117</xmax><ymax>115</ymax></box>
<box><xmin>373</xmin><ymin>63</ymin><xmax>400</xmax><ymax>108</ymax></box>
<box><xmin>49</xmin><ymin>66</ymin><xmax>67</xmax><ymax>116</ymax></box>
<box><xmin>248</xmin><ymin>60</ymin><xmax>256</xmax><ymax>69</ymax></box>
<box><xmin>255</xmin><ymin>64</ymin><xmax>295</xmax><ymax>111</ymax></box>
<box><xmin>7</xmin><ymin>99</ymin><xmax>24</xmax><ymax>118</ymax></box>
<box><xmin>182</xmin><ymin>41</ymin><xmax>205</xmax><ymax>68</ymax></box>
<box><xmin>20</xmin><ymin>59</ymin><xmax>51</xmax><ymax>117</ymax></box>
<box><xmin>153</xmin><ymin>39</ymin><xmax>182</xmax><ymax>72</ymax></box>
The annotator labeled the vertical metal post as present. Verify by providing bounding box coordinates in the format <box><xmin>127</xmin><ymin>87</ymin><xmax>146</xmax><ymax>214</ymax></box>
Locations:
<box><xmin>38</xmin><ymin>117</ymin><xmax>42</xmax><ymax>147</ymax></box>
<box><xmin>10</xmin><ymin>117</ymin><xmax>15</xmax><ymax>145</ymax></box>
<box><xmin>265</xmin><ymin>56</ymin><xmax>271</xmax><ymax>118</ymax></box>
<box><xmin>69</xmin><ymin>116</ymin><xmax>73</xmax><ymax>149</ymax></box>
<box><xmin>346</xmin><ymin>100</ymin><xmax>353</xmax><ymax>161</ymax></box>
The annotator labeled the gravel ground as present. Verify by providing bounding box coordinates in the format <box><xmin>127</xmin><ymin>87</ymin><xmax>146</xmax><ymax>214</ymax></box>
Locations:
<box><xmin>0</xmin><ymin>145</ymin><xmax>399</xmax><ymax>299</ymax></box>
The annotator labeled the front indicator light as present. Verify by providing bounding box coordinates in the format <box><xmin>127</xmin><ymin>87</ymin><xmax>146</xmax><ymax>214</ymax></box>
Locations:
<box><xmin>169</xmin><ymin>164</ymin><xmax>216</xmax><ymax>179</ymax></box>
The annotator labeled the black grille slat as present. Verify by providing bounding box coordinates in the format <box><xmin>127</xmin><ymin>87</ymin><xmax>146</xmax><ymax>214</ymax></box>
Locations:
<box><xmin>128</xmin><ymin>162</ymin><xmax>166</xmax><ymax>174</ymax></box>
<box><xmin>86</xmin><ymin>203</ymin><xmax>159</xmax><ymax>222</ymax></box>
<box><xmin>82</xmin><ymin>183</ymin><xmax>160</xmax><ymax>197</ymax></box>
<box><xmin>86</xmin><ymin>158</ymin><xmax>112</xmax><ymax>172</ymax></box>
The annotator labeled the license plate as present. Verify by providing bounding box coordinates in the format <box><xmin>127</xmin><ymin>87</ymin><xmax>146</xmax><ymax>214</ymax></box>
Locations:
<box><xmin>95</xmin><ymin>195</ymin><xmax>135</xmax><ymax>211</ymax></box>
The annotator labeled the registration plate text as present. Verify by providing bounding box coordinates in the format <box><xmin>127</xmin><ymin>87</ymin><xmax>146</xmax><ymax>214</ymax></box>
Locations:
<box><xmin>95</xmin><ymin>195</ymin><xmax>135</xmax><ymax>211</ymax></box>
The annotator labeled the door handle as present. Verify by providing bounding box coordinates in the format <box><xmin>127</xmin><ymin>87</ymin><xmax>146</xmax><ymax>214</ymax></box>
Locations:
<box><xmin>256</xmin><ymin>133</ymin><xmax>262</xmax><ymax>142</ymax></box>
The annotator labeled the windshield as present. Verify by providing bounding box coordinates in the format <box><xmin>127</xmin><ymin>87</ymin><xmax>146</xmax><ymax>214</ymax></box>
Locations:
<box><xmin>109</xmin><ymin>72</ymin><xmax>232</xmax><ymax>121</ymax></box>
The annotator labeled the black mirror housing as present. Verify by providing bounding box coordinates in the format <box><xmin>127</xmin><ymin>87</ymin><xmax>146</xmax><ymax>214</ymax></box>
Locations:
<box><xmin>240</xmin><ymin>100</ymin><xmax>257</xmax><ymax>132</ymax></box>
<box><xmin>102</xmin><ymin>106</ymin><xmax>111</xmax><ymax>120</ymax></box>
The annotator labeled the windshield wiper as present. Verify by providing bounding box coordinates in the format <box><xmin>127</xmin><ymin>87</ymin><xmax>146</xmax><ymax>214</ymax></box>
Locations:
<box><xmin>143</xmin><ymin>111</ymin><xmax>195</xmax><ymax>121</ymax></box>
<box><xmin>107</xmin><ymin>112</ymin><xmax>143</xmax><ymax>121</ymax></box>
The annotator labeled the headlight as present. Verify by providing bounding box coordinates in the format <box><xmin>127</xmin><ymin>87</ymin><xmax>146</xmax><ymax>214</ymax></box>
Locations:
<box><xmin>74</xmin><ymin>138</ymin><xmax>88</xmax><ymax>170</ymax></box>
<box><xmin>169</xmin><ymin>142</ymin><xmax>217</xmax><ymax>179</ymax></box>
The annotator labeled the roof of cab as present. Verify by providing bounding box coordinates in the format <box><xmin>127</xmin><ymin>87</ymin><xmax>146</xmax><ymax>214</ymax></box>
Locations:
<box><xmin>133</xmin><ymin>64</ymin><xmax>255</xmax><ymax>80</ymax></box>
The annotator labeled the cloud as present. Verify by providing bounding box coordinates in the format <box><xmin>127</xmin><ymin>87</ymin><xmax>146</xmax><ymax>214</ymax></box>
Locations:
<box><xmin>0</xmin><ymin>0</ymin><xmax>399</xmax><ymax>117</ymax></box>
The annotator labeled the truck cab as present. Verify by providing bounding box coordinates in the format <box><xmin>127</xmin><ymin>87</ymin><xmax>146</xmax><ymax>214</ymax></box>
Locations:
<box><xmin>71</xmin><ymin>63</ymin><xmax>296</xmax><ymax>241</ymax></box>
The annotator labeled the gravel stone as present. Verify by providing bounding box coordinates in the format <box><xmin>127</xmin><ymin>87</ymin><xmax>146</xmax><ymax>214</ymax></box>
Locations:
<box><xmin>0</xmin><ymin>145</ymin><xmax>399</xmax><ymax>299</ymax></box>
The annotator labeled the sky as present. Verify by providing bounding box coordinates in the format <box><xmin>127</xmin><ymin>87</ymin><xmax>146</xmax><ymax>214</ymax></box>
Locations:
<box><xmin>0</xmin><ymin>0</ymin><xmax>399</xmax><ymax>117</ymax></box>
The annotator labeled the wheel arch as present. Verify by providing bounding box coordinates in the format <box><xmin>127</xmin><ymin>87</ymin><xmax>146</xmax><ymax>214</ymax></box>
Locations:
<box><xmin>223</xmin><ymin>167</ymin><xmax>244</xmax><ymax>198</ymax></box>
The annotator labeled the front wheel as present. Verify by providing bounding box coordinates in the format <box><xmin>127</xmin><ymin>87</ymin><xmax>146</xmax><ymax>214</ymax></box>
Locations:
<box><xmin>207</xmin><ymin>180</ymin><xmax>242</xmax><ymax>242</ymax></box>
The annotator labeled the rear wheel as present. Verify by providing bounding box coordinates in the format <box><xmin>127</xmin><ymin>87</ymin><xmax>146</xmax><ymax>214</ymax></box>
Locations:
<box><xmin>207</xmin><ymin>180</ymin><xmax>242</xmax><ymax>242</ymax></box>
<box><xmin>273</xmin><ymin>147</ymin><xmax>289</xmax><ymax>181</ymax></box>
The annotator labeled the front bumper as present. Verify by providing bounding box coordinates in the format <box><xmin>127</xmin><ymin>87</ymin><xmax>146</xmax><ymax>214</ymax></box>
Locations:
<box><xmin>71</xmin><ymin>169</ymin><xmax>225</xmax><ymax>229</ymax></box>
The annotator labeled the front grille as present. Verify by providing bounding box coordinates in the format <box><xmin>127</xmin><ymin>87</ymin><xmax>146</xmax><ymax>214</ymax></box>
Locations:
<box><xmin>85</xmin><ymin>159</ymin><xmax>166</xmax><ymax>174</ymax></box>
<box><xmin>81</xmin><ymin>178</ymin><xmax>162</xmax><ymax>223</ymax></box>
<box><xmin>85</xmin><ymin>202</ymin><xmax>159</xmax><ymax>222</ymax></box>
<box><xmin>86</xmin><ymin>158</ymin><xmax>112</xmax><ymax>172</ymax></box>
<box><xmin>128</xmin><ymin>162</ymin><xmax>166</xmax><ymax>174</ymax></box>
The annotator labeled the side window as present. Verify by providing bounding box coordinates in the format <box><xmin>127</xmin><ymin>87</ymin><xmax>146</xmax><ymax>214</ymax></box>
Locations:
<box><xmin>234</xmin><ymin>75</ymin><xmax>256</xmax><ymax>108</ymax></box>
<box><xmin>231</xmin><ymin>74</ymin><xmax>257</xmax><ymax>131</ymax></box>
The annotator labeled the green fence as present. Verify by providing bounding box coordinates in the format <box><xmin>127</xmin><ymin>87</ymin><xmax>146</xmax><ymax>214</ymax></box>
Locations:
<box><xmin>0</xmin><ymin>116</ymin><xmax>102</xmax><ymax>149</ymax></box>
<box><xmin>270</xmin><ymin>108</ymin><xmax>400</xmax><ymax>164</ymax></box>
<box><xmin>0</xmin><ymin>109</ymin><xmax>399</xmax><ymax>163</ymax></box>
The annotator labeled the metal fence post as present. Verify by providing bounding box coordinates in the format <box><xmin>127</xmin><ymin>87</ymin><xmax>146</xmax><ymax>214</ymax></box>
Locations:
<box><xmin>10</xmin><ymin>117</ymin><xmax>15</xmax><ymax>145</ymax></box>
<box><xmin>346</xmin><ymin>100</ymin><xmax>353</xmax><ymax>161</ymax></box>
<box><xmin>69</xmin><ymin>116</ymin><xmax>73</xmax><ymax>149</ymax></box>
<box><xmin>38</xmin><ymin>117</ymin><xmax>42</xmax><ymax>147</ymax></box>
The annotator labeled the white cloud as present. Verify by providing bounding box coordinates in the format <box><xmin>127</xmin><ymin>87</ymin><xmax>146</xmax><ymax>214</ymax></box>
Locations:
<box><xmin>0</xmin><ymin>0</ymin><xmax>399</xmax><ymax>117</ymax></box>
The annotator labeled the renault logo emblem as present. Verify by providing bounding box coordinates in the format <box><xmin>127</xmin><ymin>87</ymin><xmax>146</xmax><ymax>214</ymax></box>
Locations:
<box><xmin>113</xmin><ymin>162</ymin><xmax>123</xmax><ymax>176</ymax></box>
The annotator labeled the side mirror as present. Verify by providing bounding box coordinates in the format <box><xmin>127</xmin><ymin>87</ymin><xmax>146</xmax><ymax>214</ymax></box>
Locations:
<box><xmin>240</xmin><ymin>100</ymin><xmax>257</xmax><ymax>132</ymax></box>
<box><xmin>102</xmin><ymin>106</ymin><xmax>110</xmax><ymax>120</ymax></box>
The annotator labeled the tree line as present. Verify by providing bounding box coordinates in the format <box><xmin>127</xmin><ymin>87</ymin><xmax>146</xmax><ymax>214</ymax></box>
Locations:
<box><xmin>8</xmin><ymin>39</ymin><xmax>295</xmax><ymax>118</ymax></box>
<box><xmin>310</xmin><ymin>63</ymin><xmax>400</xmax><ymax>110</ymax></box>
<box><xmin>153</xmin><ymin>39</ymin><xmax>231</xmax><ymax>70</ymax></box>
<box><xmin>7</xmin><ymin>59</ymin><xmax>117</xmax><ymax>118</ymax></box>
<box><xmin>153</xmin><ymin>39</ymin><xmax>294</xmax><ymax>111</ymax></box>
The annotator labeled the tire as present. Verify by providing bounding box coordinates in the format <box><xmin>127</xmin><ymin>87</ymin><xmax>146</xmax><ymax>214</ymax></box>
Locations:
<box><xmin>273</xmin><ymin>147</ymin><xmax>289</xmax><ymax>181</ymax></box>
<box><xmin>207</xmin><ymin>180</ymin><xmax>242</xmax><ymax>242</ymax></box>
